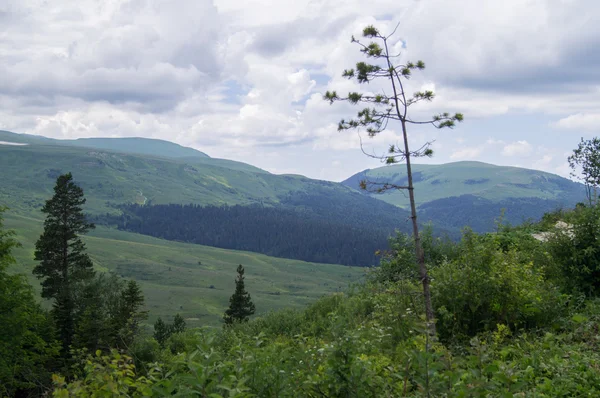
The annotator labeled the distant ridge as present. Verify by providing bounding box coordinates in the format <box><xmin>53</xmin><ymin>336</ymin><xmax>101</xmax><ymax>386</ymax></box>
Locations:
<box><xmin>0</xmin><ymin>130</ymin><xmax>209</xmax><ymax>159</ymax></box>
<box><xmin>342</xmin><ymin>160</ymin><xmax>586</xmax><ymax>231</ymax></box>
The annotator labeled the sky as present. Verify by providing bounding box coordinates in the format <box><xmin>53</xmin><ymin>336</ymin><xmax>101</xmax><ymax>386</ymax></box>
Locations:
<box><xmin>1</xmin><ymin>0</ymin><xmax>599</xmax><ymax>182</ymax></box>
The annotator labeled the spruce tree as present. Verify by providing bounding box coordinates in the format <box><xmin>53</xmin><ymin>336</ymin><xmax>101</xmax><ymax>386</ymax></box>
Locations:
<box><xmin>33</xmin><ymin>173</ymin><xmax>95</xmax><ymax>354</ymax></box>
<box><xmin>223</xmin><ymin>264</ymin><xmax>255</xmax><ymax>325</ymax></box>
<box><xmin>171</xmin><ymin>313</ymin><xmax>186</xmax><ymax>334</ymax></box>
<box><xmin>153</xmin><ymin>318</ymin><xmax>170</xmax><ymax>347</ymax></box>
<box><xmin>114</xmin><ymin>280</ymin><xmax>147</xmax><ymax>348</ymax></box>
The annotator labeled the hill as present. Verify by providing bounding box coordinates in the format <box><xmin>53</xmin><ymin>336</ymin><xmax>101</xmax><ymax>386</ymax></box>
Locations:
<box><xmin>4</xmin><ymin>211</ymin><xmax>364</xmax><ymax>327</ymax></box>
<box><xmin>0</xmin><ymin>130</ymin><xmax>209</xmax><ymax>159</ymax></box>
<box><xmin>343</xmin><ymin>161</ymin><xmax>586</xmax><ymax>231</ymax></box>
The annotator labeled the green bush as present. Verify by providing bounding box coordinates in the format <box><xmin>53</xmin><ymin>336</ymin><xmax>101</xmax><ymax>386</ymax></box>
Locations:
<box><xmin>432</xmin><ymin>229</ymin><xmax>569</xmax><ymax>341</ymax></box>
<box><xmin>548</xmin><ymin>204</ymin><xmax>600</xmax><ymax>296</ymax></box>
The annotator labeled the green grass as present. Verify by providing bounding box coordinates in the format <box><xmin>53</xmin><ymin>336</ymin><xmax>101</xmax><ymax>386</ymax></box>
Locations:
<box><xmin>4</xmin><ymin>212</ymin><xmax>364</xmax><ymax>327</ymax></box>
<box><xmin>343</xmin><ymin>161</ymin><xmax>584</xmax><ymax>208</ymax></box>
<box><xmin>0</xmin><ymin>142</ymin><xmax>362</xmax><ymax>218</ymax></box>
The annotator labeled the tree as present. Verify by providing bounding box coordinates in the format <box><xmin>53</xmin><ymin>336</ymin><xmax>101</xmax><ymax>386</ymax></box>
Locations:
<box><xmin>153</xmin><ymin>318</ymin><xmax>170</xmax><ymax>347</ymax></box>
<box><xmin>223</xmin><ymin>264</ymin><xmax>256</xmax><ymax>325</ymax></box>
<box><xmin>324</xmin><ymin>24</ymin><xmax>463</xmax><ymax>335</ymax></box>
<box><xmin>33</xmin><ymin>172</ymin><xmax>95</xmax><ymax>354</ymax></box>
<box><xmin>114</xmin><ymin>280</ymin><xmax>147</xmax><ymax>348</ymax></box>
<box><xmin>568</xmin><ymin>137</ymin><xmax>600</xmax><ymax>205</ymax></box>
<box><xmin>72</xmin><ymin>274</ymin><xmax>147</xmax><ymax>352</ymax></box>
<box><xmin>0</xmin><ymin>207</ymin><xmax>59</xmax><ymax>396</ymax></box>
<box><xmin>172</xmin><ymin>314</ymin><xmax>186</xmax><ymax>334</ymax></box>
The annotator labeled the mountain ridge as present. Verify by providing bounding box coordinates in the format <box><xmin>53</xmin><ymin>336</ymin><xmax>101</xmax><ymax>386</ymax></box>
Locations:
<box><xmin>0</xmin><ymin>130</ymin><xmax>210</xmax><ymax>159</ymax></box>
<box><xmin>342</xmin><ymin>160</ymin><xmax>585</xmax><ymax>231</ymax></box>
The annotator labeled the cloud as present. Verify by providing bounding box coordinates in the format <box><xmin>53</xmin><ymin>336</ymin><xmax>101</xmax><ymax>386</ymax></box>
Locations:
<box><xmin>1</xmin><ymin>0</ymin><xmax>600</xmax><ymax>181</ymax></box>
<box><xmin>450</xmin><ymin>146</ymin><xmax>483</xmax><ymax>160</ymax></box>
<box><xmin>553</xmin><ymin>113</ymin><xmax>600</xmax><ymax>132</ymax></box>
<box><xmin>502</xmin><ymin>140</ymin><xmax>532</xmax><ymax>157</ymax></box>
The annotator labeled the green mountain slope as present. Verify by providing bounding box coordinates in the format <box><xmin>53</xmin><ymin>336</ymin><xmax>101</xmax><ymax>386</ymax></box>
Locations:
<box><xmin>0</xmin><ymin>130</ymin><xmax>208</xmax><ymax>159</ymax></box>
<box><xmin>4</xmin><ymin>212</ymin><xmax>363</xmax><ymax>327</ymax></box>
<box><xmin>0</xmin><ymin>142</ymin><xmax>409</xmax><ymax>223</ymax></box>
<box><xmin>343</xmin><ymin>161</ymin><xmax>586</xmax><ymax>231</ymax></box>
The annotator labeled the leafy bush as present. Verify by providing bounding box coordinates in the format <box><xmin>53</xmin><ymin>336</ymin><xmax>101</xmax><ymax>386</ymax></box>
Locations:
<box><xmin>370</xmin><ymin>226</ymin><xmax>458</xmax><ymax>284</ymax></box>
<box><xmin>548</xmin><ymin>204</ymin><xmax>600</xmax><ymax>296</ymax></box>
<box><xmin>432</xmin><ymin>229</ymin><xmax>569</xmax><ymax>341</ymax></box>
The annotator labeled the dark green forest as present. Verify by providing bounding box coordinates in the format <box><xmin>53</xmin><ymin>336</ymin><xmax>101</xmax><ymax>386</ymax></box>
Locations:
<box><xmin>99</xmin><ymin>203</ymin><xmax>399</xmax><ymax>266</ymax></box>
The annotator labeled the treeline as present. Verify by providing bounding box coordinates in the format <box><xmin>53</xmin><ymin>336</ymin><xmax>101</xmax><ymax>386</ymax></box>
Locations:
<box><xmin>418</xmin><ymin>194</ymin><xmax>574</xmax><ymax>232</ymax></box>
<box><xmin>98</xmin><ymin>203</ymin><xmax>396</xmax><ymax>266</ymax></box>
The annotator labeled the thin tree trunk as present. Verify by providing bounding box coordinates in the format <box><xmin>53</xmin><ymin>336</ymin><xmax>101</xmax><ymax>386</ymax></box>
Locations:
<box><xmin>400</xmin><ymin>119</ymin><xmax>436</xmax><ymax>337</ymax></box>
<box><xmin>380</xmin><ymin>36</ymin><xmax>436</xmax><ymax>337</ymax></box>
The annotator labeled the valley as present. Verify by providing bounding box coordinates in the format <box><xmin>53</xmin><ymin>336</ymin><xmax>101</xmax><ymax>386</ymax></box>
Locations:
<box><xmin>4</xmin><ymin>212</ymin><xmax>363</xmax><ymax>327</ymax></box>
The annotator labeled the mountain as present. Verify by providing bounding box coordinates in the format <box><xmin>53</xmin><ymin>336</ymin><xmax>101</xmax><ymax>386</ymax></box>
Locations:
<box><xmin>342</xmin><ymin>161</ymin><xmax>586</xmax><ymax>231</ymax></box>
<box><xmin>0</xmin><ymin>130</ymin><xmax>209</xmax><ymax>159</ymax></box>
<box><xmin>1</xmin><ymin>131</ymin><xmax>416</xmax><ymax>266</ymax></box>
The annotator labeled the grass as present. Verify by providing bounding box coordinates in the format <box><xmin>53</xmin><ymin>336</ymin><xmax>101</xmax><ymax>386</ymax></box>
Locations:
<box><xmin>0</xmin><ymin>143</ymin><xmax>364</xmax><ymax>218</ymax></box>
<box><xmin>4</xmin><ymin>212</ymin><xmax>365</xmax><ymax>327</ymax></box>
<box><xmin>343</xmin><ymin>161</ymin><xmax>584</xmax><ymax>208</ymax></box>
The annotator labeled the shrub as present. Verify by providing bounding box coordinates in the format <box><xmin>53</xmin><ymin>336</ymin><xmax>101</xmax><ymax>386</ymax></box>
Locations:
<box><xmin>432</xmin><ymin>230</ymin><xmax>569</xmax><ymax>341</ymax></box>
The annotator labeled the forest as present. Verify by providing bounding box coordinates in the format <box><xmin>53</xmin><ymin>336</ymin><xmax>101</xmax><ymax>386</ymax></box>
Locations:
<box><xmin>98</xmin><ymin>203</ymin><xmax>396</xmax><ymax>266</ymax></box>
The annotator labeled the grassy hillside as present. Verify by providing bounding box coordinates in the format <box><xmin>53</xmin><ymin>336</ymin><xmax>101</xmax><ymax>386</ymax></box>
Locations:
<box><xmin>343</xmin><ymin>161</ymin><xmax>584</xmax><ymax>207</ymax></box>
<box><xmin>0</xmin><ymin>143</ymin><xmax>362</xmax><ymax>216</ymax></box>
<box><xmin>0</xmin><ymin>130</ymin><xmax>208</xmax><ymax>159</ymax></box>
<box><xmin>4</xmin><ymin>212</ymin><xmax>364</xmax><ymax>327</ymax></box>
<box><xmin>343</xmin><ymin>161</ymin><xmax>586</xmax><ymax>231</ymax></box>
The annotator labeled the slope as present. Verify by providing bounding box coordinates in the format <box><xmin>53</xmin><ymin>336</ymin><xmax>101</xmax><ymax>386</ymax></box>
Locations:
<box><xmin>0</xmin><ymin>130</ymin><xmax>208</xmax><ymax>159</ymax></box>
<box><xmin>4</xmin><ymin>211</ymin><xmax>364</xmax><ymax>327</ymax></box>
<box><xmin>343</xmin><ymin>161</ymin><xmax>586</xmax><ymax>231</ymax></box>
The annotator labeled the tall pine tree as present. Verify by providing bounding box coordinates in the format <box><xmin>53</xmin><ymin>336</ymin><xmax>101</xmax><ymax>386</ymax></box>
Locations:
<box><xmin>223</xmin><ymin>264</ymin><xmax>255</xmax><ymax>325</ymax></box>
<box><xmin>33</xmin><ymin>173</ymin><xmax>95</xmax><ymax>354</ymax></box>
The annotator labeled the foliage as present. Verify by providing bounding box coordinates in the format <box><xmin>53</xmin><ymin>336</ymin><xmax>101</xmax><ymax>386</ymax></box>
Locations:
<box><xmin>33</xmin><ymin>173</ymin><xmax>96</xmax><ymax>354</ymax></box>
<box><xmin>153</xmin><ymin>314</ymin><xmax>186</xmax><ymax>348</ymax></box>
<box><xmin>224</xmin><ymin>265</ymin><xmax>256</xmax><ymax>325</ymax></box>
<box><xmin>568</xmin><ymin>136</ymin><xmax>600</xmax><ymax>204</ymax></box>
<box><xmin>72</xmin><ymin>274</ymin><xmax>148</xmax><ymax>353</ymax></box>
<box><xmin>52</xmin><ymin>285</ymin><xmax>600</xmax><ymax>397</ymax></box>
<box><xmin>547</xmin><ymin>203</ymin><xmax>600</xmax><ymax>296</ymax></box>
<box><xmin>432</xmin><ymin>229</ymin><xmax>569</xmax><ymax>341</ymax></box>
<box><xmin>0</xmin><ymin>207</ymin><xmax>59</xmax><ymax>397</ymax></box>
<box><xmin>51</xmin><ymin>350</ymin><xmax>156</xmax><ymax>397</ymax></box>
<box><xmin>370</xmin><ymin>226</ymin><xmax>458</xmax><ymax>284</ymax></box>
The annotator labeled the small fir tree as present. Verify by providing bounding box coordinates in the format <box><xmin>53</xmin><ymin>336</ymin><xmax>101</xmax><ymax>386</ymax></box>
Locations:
<box><xmin>33</xmin><ymin>172</ymin><xmax>95</xmax><ymax>354</ymax></box>
<box><xmin>171</xmin><ymin>314</ymin><xmax>186</xmax><ymax>334</ymax></box>
<box><xmin>115</xmin><ymin>280</ymin><xmax>147</xmax><ymax>348</ymax></box>
<box><xmin>223</xmin><ymin>264</ymin><xmax>255</xmax><ymax>325</ymax></box>
<box><xmin>153</xmin><ymin>318</ymin><xmax>170</xmax><ymax>347</ymax></box>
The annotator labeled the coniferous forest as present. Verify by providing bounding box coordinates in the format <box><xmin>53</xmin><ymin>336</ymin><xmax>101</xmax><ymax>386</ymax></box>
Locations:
<box><xmin>99</xmin><ymin>203</ymin><xmax>395</xmax><ymax>266</ymax></box>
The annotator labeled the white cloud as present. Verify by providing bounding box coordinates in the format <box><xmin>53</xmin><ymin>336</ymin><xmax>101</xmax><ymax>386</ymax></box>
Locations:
<box><xmin>502</xmin><ymin>141</ymin><xmax>532</xmax><ymax>157</ymax></box>
<box><xmin>450</xmin><ymin>146</ymin><xmax>483</xmax><ymax>160</ymax></box>
<box><xmin>553</xmin><ymin>113</ymin><xmax>600</xmax><ymax>132</ymax></box>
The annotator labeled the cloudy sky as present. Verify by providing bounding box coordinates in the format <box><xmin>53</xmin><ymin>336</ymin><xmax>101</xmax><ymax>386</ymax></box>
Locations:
<box><xmin>1</xmin><ymin>0</ymin><xmax>599</xmax><ymax>181</ymax></box>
